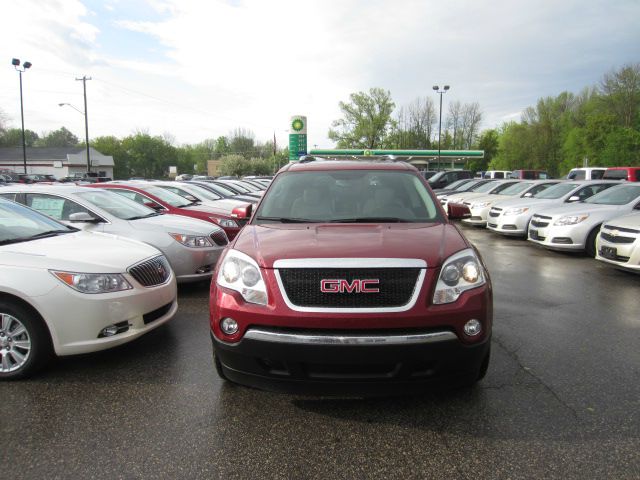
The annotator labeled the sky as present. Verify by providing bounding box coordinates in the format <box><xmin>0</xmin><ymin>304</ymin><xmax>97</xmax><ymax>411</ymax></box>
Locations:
<box><xmin>0</xmin><ymin>0</ymin><xmax>638</xmax><ymax>149</ymax></box>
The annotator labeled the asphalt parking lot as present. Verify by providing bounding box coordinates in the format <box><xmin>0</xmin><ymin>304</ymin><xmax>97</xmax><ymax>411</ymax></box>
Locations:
<box><xmin>2</xmin><ymin>226</ymin><xmax>639</xmax><ymax>479</ymax></box>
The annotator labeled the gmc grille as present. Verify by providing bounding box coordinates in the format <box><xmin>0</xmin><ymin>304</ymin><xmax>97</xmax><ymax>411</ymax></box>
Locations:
<box><xmin>278</xmin><ymin>268</ymin><xmax>421</xmax><ymax>309</ymax></box>
<box><xmin>129</xmin><ymin>255</ymin><xmax>171</xmax><ymax>287</ymax></box>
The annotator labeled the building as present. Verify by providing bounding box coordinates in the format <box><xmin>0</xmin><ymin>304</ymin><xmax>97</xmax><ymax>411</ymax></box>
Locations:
<box><xmin>0</xmin><ymin>147</ymin><xmax>114</xmax><ymax>179</ymax></box>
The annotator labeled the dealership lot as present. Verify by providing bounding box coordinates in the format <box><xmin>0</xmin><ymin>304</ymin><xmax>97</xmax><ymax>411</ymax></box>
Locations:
<box><xmin>1</xmin><ymin>225</ymin><xmax>639</xmax><ymax>479</ymax></box>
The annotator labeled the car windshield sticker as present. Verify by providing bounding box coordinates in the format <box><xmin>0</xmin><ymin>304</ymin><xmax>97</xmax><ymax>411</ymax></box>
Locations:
<box><xmin>30</xmin><ymin>197</ymin><xmax>65</xmax><ymax>220</ymax></box>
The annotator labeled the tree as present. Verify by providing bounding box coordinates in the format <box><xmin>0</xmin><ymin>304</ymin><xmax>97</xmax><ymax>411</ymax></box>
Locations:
<box><xmin>0</xmin><ymin>128</ymin><xmax>39</xmax><ymax>147</ymax></box>
<box><xmin>470</xmin><ymin>129</ymin><xmax>498</xmax><ymax>171</ymax></box>
<box><xmin>228</xmin><ymin>128</ymin><xmax>256</xmax><ymax>158</ymax></box>
<box><xmin>600</xmin><ymin>63</ymin><xmax>640</xmax><ymax>128</ymax></box>
<box><xmin>36</xmin><ymin>127</ymin><xmax>79</xmax><ymax>147</ymax></box>
<box><xmin>387</xmin><ymin>97</ymin><xmax>437</xmax><ymax>148</ymax></box>
<box><xmin>328</xmin><ymin>88</ymin><xmax>395</xmax><ymax>149</ymax></box>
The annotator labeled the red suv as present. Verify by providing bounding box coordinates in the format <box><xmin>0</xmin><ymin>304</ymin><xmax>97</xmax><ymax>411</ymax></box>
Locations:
<box><xmin>603</xmin><ymin>167</ymin><xmax>640</xmax><ymax>182</ymax></box>
<box><xmin>209</xmin><ymin>160</ymin><xmax>492</xmax><ymax>394</ymax></box>
<box><xmin>90</xmin><ymin>183</ymin><xmax>244</xmax><ymax>239</ymax></box>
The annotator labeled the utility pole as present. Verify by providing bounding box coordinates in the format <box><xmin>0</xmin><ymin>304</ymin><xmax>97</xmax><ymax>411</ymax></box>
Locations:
<box><xmin>76</xmin><ymin>76</ymin><xmax>92</xmax><ymax>173</ymax></box>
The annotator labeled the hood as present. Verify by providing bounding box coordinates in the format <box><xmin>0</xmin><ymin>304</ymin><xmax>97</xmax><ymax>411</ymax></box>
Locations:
<box><xmin>447</xmin><ymin>191</ymin><xmax>498</xmax><ymax>204</ymax></box>
<box><xmin>233</xmin><ymin>223</ymin><xmax>468</xmax><ymax>269</ymax></box>
<box><xmin>196</xmin><ymin>198</ymin><xmax>252</xmax><ymax>214</ymax></box>
<box><xmin>602</xmin><ymin>212</ymin><xmax>640</xmax><ymax>229</ymax></box>
<box><xmin>130</xmin><ymin>213</ymin><xmax>219</xmax><ymax>235</ymax></box>
<box><xmin>180</xmin><ymin>203</ymin><xmax>232</xmax><ymax>218</ymax></box>
<box><xmin>0</xmin><ymin>231</ymin><xmax>161</xmax><ymax>272</ymax></box>
<box><xmin>492</xmin><ymin>197</ymin><xmax>553</xmax><ymax>210</ymax></box>
<box><xmin>536</xmin><ymin>202</ymin><xmax>632</xmax><ymax>219</ymax></box>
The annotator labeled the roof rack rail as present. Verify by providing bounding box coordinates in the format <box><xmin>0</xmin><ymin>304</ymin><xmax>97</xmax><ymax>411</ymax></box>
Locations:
<box><xmin>298</xmin><ymin>155</ymin><xmax>326</xmax><ymax>163</ymax></box>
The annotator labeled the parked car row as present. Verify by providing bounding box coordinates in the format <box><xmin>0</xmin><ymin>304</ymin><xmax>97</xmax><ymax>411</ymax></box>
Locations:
<box><xmin>444</xmin><ymin>178</ymin><xmax>640</xmax><ymax>274</ymax></box>
<box><xmin>0</xmin><ymin>178</ymin><xmax>271</xmax><ymax>379</ymax></box>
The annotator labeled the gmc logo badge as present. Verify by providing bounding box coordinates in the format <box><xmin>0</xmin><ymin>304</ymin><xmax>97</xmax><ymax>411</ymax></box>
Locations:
<box><xmin>320</xmin><ymin>279</ymin><xmax>380</xmax><ymax>293</ymax></box>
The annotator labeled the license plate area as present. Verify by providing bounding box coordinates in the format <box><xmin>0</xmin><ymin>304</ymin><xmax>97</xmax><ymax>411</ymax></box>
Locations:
<box><xmin>600</xmin><ymin>246</ymin><xmax>617</xmax><ymax>260</ymax></box>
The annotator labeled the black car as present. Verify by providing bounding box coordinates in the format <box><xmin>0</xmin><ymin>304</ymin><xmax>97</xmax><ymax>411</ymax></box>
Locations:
<box><xmin>428</xmin><ymin>170</ymin><xmax>473</xmax><ymax>189</ymax></box>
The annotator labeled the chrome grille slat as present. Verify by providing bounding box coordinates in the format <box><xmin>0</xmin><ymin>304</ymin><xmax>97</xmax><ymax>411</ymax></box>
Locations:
<box><xmin>128</xmin><ymin>256</ymin><xmax>171</xmax><ymax>287</ymax></box>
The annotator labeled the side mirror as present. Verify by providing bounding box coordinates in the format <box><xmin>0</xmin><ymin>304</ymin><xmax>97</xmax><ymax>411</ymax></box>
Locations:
<box><xmin>567</xmin><ymin>195</ymin><xmax>580</xmax><ymax>203</ymax></box>
<box><xmin>144</xmin><ymin>201</ymin><xmax>163</xmax><ymax>211</ymax></box>
<box><xmin>69</xmin><ymin>212</ymin><xmax>99</xmax><ymax>223</ymax></box>
<box><xmin>447</xmin><ymin>203</ymin><xmax>471</xmax><ymax>220</ymax></box>
<box><xmin>231</xmin><ymin>203</ymin><xmax>253</xmax><ymax>219</ymax></box>
<box><xmin>184</xmin><ymin>194</ymin><xmax>199</xmax><ymax>202</ymax></box>
<box><xmin>523</xmin><ymin>192</ymin><xmax>533</xmax><ymax>198</ymax></box>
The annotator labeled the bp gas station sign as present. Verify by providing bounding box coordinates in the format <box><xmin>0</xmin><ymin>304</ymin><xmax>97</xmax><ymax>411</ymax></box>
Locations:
<box><xmin>289</xmin><ymin>116</ymin><xmax>308</xmax><ymax>160</ymax></box>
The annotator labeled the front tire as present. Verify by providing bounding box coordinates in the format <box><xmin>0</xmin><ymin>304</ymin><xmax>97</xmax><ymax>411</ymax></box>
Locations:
<box><xmin>0</xmin><ymin>300</ymin><xmax>51</xmax><ymax>380</ymax></box>
<box><xmin>585</xmin><ymin>226</ymin><xmax>600</xmax><ymax>258</ymax></box>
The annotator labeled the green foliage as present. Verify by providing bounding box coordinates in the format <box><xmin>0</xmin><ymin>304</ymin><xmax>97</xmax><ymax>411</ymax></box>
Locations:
<box><xmin>494</xmin><ymin>64</ymin><xmax>640</xmax><ymax>176</ymax></box>
<box><xmin>469</xmin><ymin>129</ymin><xmax>498</xmax><ymax>171</ymax></box>
<box><xmin>218</xmin><ymin>155</ymin><xmax>274</xmax><ymax>177</ymax></box>
<box><xmin>0</xmin><ymin>128</ymin><xmax>39</xmax><ymax>147</ymax></box>
<box><xmin>35</xmin><ymin>127</ymin><xmax>79</xmax><ymax>147</ymax></box>
<box><xmin>328</xmin><ymin>88</ymin><xmax>396</xmax><ymax>149</ymax></box>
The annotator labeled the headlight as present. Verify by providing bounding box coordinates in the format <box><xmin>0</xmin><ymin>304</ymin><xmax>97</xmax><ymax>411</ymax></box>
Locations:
<box><xmin>553</xmin><ymin>214</ymin><xmax>589</xmax><ymax>226</ymax></box>
<box><xmin>170</xmin><ymin>233</ymin><xmax>214</xmax><ymax>248</ymax></box>
<box><xmin>51</xmin><ymin>271</ymin><xmax>132</xmax><ymax>294</ymax></box>
<box><xmin>211</xmin><ymin>217</ymin><xmax>239</xmax><ymax>228</ymax></box>
<box><xmin>433</xmin><ymin>248</ymin><xmax>486</xmax><ymax>304</ymax></box>
<box><xmin>471</xmin><ymin>201</ymin><xmax>491</xmax><ymax>209</ymax></box>
<box><xmin>503</xmin><ymin>207</ymin><xmax>529</xmax><ymax>216</ymax></box>
<box><xmin>217</xmin><ymin>249</ymin><xmax>268</xmax><ymax>305</ymax></box>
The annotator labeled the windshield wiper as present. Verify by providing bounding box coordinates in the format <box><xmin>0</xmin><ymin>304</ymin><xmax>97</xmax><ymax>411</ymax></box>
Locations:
<box><xmin>127</xmin><ymin>212</ymin><xmax>161</xmax><ymax>220</ymax></box>
<box><xmin>0</xmin><ymin>229</ymin><xmax>73</xmax><ymax>246</ymax></box>
<box><xmin>329</xmin><ymin>217</ymin><xmax>407</xmax><ymax>223</ymax></box>
<box><xmin>255</xmin><ymin>216</ymin><xmax>315</xmax><ymax>223</ymax></box>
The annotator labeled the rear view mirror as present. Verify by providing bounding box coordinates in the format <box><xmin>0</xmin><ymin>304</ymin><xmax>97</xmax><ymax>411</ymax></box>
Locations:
<box><xmin>567</xmin><ymin>195</ymin><xmax>580</xmax><ymax>202</ymax></box>
<box><xmin>69</xmin><ymin>212</ymin><xmax>99</xmax><ymax>223</ymax></box>
<box><xmin>232</xmin><ymin>204</ymin><xmax>253</xmax><ymax>219</ymax></box>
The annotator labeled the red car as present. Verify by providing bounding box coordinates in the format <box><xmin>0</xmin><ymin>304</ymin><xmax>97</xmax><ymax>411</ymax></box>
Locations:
<box><xmin>209</xmin><ymin>159</ymin><xmax>492</xmax><ymax>395</ymax></box>
<box><xmin>89</xmin><ymin>183</ymin><xmax>244</xmax><ymax>239</ymax></box>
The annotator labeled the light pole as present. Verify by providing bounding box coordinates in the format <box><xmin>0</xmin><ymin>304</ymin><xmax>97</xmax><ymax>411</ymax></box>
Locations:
<box><xmin>432</xmin><ymin>84</ymin><xmax>449</xmax><ymax>170</ymax></box>
<box><xmin>12</xmin><ymin>59</ymin><xmax>32</xmax><ymax>174</ymax></box>
<box><xmin>59</xmin><ymin>98</ymin><xmax>91</xmax><ymax>174</ymax></box>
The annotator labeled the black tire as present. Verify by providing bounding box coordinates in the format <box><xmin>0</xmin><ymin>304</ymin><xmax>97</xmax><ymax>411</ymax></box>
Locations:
<box><xmin>0</xmin><ymin>300</ymin><xmax>51</xmax><ymax>380</ymax></box>
<box><xmin>213</xmin><ymin>351</ymin><xmax>228</xmax><ymax>381</ymax></box>
<box><xmin>585</xmin><ymin>226</ymin><xmax>600</xmax><ymax>258</ymax></box>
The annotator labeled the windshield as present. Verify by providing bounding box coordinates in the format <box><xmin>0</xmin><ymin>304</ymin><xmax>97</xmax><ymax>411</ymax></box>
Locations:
<box><xmin>224</xmin><ymin>181</ymin><xmax>253</xmax><ymax>193</ymax></box>
<box><xmin>182</xmin><ymin>184</ymin><xmax>222</xmax><ymax>201</ymax></box>
<box><xmin>75</xmin><ymin>190</ymin><xmax>157</xmax><ymax>220</ymax></box>
<box><xmin>499</xmin><ymin>182</ymin><xmax>534</xmax><ymax>195</ymax></box>
<box><xmin>0</xmin><ymin>198</ymin><xmax>73</xmax><ymax>244</ymax></box>
<box><xmin>200</xmin><ymin>182</ymin><xmax>235</xmax><ymax>197</ymax></box>
<box><xmin>255</xmin><ymin>170</ymin><xmax>442</xmax><ymax>224</ymax></box>
<box><xmin>471</xmin><ymin>181</ymin><xmax>500</xmax><ymax>193</ymax></box>
<box><xmin>444</xmin><ymin>179</ymin><xmax>469</xmax><ymax>190</ymax></box>
<box><xmin>584</xmin><ymin>184</ymin><xmax>640</xmax><ymax>205</ymax></box>
<box><xmin>138</xmin><ymin>186</ymin><xmax>192</xmax><ymax>208</ymax></box>
<box><xmin>534</xmin><ymin>183</ymin><xmax>580</xmax><ymax>199</ymax></box>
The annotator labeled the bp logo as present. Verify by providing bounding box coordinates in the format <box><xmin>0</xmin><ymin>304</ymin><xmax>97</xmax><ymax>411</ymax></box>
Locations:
<box><xmin>291</xmin><ymin>118</ymin><xmax>305</xmax><ymax>132</ymax></box>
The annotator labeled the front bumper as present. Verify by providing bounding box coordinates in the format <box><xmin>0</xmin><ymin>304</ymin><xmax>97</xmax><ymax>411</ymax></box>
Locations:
<box><xmin>486</xmin><ymin>211</ymin><xmax>530</xmax><ymax>236</ymax></box>
<box><xmin>462</xmin><ymin>206</ymin><xmax>491</xmax><ymax>226</ymax></box>
<box><xmin>31</xmin><ymin>274</ymin><xmax>178</xmax><ymax>356</ymax></box>
<box><xmin>527</xmin><ymin>222</ymin><xmax>588</xmax><ymax>251</ymax></box>
<box><xmin>163</xmin><ymin>242</ymin><xmax>223</xmax><ymax>283</ymax></box>
<box><xmin>596</xmin><ymin>231</ymin><xmax>640</xmax><ymax>272</ymax></box>
<box><xmin>212</xmin><ymin>328</ymin><xmax>490</xmax><ymax>395</ymax></box>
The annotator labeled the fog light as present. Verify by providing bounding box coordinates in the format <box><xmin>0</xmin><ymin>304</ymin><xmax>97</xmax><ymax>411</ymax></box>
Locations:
<box><xmin>101</xmin><ymin>325</ymin><xmax>119</xmax><ymax>337</ymax></box>
<box><xmin>463</xmin><ymin>319</ymin><xmax>482</xmax><ymax>336</ymax></box>
<box><xmin>220</xmin><ymin>317</ymin><xmax>238</xmax><ymax>335</ymax></box>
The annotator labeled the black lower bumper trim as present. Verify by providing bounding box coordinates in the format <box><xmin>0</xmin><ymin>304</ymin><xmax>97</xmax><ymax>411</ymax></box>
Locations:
<box><xmin>211</xmin><ymin>329</ymin><xmax>490</xmax><ymax>395</ymax></box>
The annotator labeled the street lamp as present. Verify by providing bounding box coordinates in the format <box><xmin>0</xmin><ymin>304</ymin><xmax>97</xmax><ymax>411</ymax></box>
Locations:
<box><xmin>12</xmin><ymin>58</ymin><xmax>32</xmax><ymax>174</ymax></box>
<box><xmin>59</xmin><ymin>102</ymin><xmax>91</xmax><ymax>174</ymax></box>
<box><xmin>432</xmin><ymin>84</ymin><xmax>450</xmax><ymax>170</ymax></box>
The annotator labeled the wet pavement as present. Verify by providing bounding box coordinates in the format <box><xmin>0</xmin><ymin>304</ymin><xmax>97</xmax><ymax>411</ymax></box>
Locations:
<box><xmin>2</xmin><ymin>225</ymin><xmax>639</xmax><ymax>479</ymax></box>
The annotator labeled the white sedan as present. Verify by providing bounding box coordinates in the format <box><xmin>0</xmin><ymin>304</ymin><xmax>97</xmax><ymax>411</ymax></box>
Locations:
<box><xmin>0</xmin><ymin>198</ymin><xmax>177</xmax><ymax>379</ymax></box>
<box><xmin>0</xmin><ymin>185</ymin><xmax>227</xmax><ymax>283</ymax></box>
<box><xmin>528</xmin><ymin>184</ymin><xmax>640</xmax><ymax>256</ymax></box>
<box><xmin>596</xmin><ymin>212</ymin><xmax>640</xmax><ymax>273</ymax></box>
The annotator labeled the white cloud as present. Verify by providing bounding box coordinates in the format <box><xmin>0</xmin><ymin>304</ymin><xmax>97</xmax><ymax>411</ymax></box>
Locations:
<box><xmin>0</xmin><ymin>0</ymin><xmax>638</xmax><ymax>147</ymax></box>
